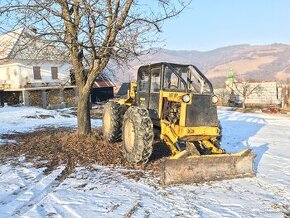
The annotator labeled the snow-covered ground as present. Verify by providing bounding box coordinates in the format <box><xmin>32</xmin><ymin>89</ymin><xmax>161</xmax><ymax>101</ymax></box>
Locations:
<box><xmin>0</xmin><ymin>106</ymin><xmax>289</xmax><ymax>217</ymax></box>
<box><xmin>0</xmin><ymin>106</ymin><xmax>102</xmax><ymax>136</ymax></box>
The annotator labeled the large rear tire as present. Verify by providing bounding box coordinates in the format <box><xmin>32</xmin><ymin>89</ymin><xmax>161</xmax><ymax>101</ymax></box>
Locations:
<box><xmin>103</xmin><ymin>101</ymin><xmax>123</xmax><ymax>142</ymax></box>
<box><xmin>122</xmin><ymin>106</ymin><xmax>154</xmax><ymax>163</ymax></box>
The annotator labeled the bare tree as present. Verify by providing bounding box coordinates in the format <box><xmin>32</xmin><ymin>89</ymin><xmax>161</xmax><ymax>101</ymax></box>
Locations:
<box><xmin>233</xmin><ymin>80</ymin><xmax>263</xmax><ymax>109</ymax></box>
<box><xmin>281</xmin><ymin>81</ymin><xmax>290</xmax><ymax>108</ymax></box>
<box><xmin>0</xmin><ymin>0</ymin><xmax>189</xmax><ymax>134</ymax></box>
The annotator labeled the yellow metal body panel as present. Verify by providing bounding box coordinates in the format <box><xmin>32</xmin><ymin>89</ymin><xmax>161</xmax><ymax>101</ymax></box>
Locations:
<box><xmin>160</xmin><ymin>119</ymin><xmax>223</xmax><ymax>157</ymax></box>
<box><xmin>116</xmin><ymin>82</ymin><xmax>137</xmax><ymax>106</ymax></box>
<box><xmin>158</xmin><ymin>90</ymin><xmax>190</xmax><ymax>126</ymax></box>
<box><xmin>160</xmin><ymin>120</ymin><xmax>219</xmax><ymax>141</ymax></box>
<box><xmin>156</xmin><ymin>90</ymin><xmax>223</xmax><ymax>157</ymax></box>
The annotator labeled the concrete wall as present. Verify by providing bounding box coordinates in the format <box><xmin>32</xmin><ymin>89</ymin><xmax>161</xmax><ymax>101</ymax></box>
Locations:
<box><xmin>237</xmin><ymin>82</ymin><xmax>279</xmax><ymax>106</ymax></box>
<box><xmin>215</xmin><ymin>81</ymin><xmax>283</xmax><ymax>107</ymax></box>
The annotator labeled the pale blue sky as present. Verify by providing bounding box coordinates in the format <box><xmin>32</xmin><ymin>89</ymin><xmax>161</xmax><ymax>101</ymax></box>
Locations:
<box><xmin>160</xmin><ymin>0</ymin><xmax>290</xmax><ymax>51</ymax></box>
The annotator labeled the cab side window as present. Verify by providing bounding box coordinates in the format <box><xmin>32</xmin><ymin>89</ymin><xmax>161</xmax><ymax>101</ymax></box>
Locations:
<box><xmin>164</xmin><ymin>66</ymin><xmax>185</xmax><ymax>90</ymax></box>
<box><xmin>150</xmin><ymin>67</ymin><xmax>161</xmax><ymax>92</ymax></box>
<box><xmin>139</xmin><ymin>67</ymin><xmax>150</xmax><ymax>92</ymax></box>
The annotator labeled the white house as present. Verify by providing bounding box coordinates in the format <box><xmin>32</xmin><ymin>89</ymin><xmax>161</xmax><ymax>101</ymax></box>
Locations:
<box><xmin>0</xmin><ymin>28</ymin><xmax>72</xmax><ymax>89</ymax></box>
<box><xmin>0</xmin><ymin>28</ymin><xmax>76</xmax><ymax>107</ymax></box>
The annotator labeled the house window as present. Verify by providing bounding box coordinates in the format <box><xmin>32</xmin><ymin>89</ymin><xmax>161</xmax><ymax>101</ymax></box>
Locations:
<box><xmin>51</xmin><ymin>67</ymin><xmax>58</xmax><ymax>79</ymax></box>
<box><xmin>33</xmin><ymin>66</ymin><xmax>41</xmax><ymax>80</ymax></box>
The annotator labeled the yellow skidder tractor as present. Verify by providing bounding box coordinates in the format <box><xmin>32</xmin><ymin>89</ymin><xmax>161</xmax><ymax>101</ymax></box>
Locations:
<box><xmin>103</xmin><ymin>62</ymin><xmax>256</xmax><ymax>185</ymax></box>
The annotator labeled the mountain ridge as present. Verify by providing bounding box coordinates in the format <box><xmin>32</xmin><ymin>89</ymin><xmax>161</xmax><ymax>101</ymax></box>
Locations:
<box><xmin>112</xmin><ymin>44</ymin><xmax>290</xmax><ymax>87</ymax></box>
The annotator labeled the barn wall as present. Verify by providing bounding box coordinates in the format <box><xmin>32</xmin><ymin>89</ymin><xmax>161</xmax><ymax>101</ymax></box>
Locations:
<box><xmin>90</xmin><ymin>87</ymin><xmax>114</xmax><ymax>103</ymax></box>
<box><xmin>0</xmin><ymin>91</ymin><xmax>20</xmax><ymax>106</ymax></box>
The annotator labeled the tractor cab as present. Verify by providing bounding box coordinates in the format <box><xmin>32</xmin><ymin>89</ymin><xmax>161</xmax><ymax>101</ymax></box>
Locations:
<box><xmin>137</xmin><ymin>63</ymin><xmax>213</xmax><ymax>95</ymax></box>
<box><xmin>136</xmin><ymin>62</ymin><xmax>219</xmax><ymax>127</ymax></box>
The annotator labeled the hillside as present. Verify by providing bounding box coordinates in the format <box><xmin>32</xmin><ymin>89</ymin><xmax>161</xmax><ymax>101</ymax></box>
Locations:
<box><xmin>112</xmin><ymin>44</ymin><xmax>290</xmax><ymax>87</ymax></box>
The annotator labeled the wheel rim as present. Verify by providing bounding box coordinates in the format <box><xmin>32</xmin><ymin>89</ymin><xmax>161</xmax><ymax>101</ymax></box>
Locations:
<box><xmin>124</xmin><ymin>119</ymin><xmax>135</xmax><ymax>152</ymax></box>
<box><xmin>103</xmin><ymin>108</ymin><xmax>111</xmax><ymax>135</ymax></box>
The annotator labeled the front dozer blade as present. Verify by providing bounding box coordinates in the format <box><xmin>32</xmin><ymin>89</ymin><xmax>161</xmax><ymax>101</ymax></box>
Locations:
<box><xmin>161</xmin><ymin>149</ymin><xmax>256</xmax><ymax>185</ymax></box>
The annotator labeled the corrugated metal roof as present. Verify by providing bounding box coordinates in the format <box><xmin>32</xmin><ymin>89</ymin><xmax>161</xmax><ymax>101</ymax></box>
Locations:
<box><xmin>92</xmin><ymin>76</ymin><xmax>115</xmax><ymax>88</ymax></box>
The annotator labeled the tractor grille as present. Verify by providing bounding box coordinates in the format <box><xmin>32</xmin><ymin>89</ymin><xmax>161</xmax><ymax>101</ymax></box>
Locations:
<box><xmin>185</xmin><ymin>94</ymin><xmax>218</xmax><ymax>127</ymax></box>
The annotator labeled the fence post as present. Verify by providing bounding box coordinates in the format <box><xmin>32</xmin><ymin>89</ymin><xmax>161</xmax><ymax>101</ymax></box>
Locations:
<box><xmin>22</xmin><ymin>90</ymin><xmax>30</xmax><ymax>106</ymax></box>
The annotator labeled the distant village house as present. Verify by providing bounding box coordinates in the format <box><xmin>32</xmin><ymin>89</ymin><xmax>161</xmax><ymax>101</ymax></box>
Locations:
<box><xmin>215</xmin><ymin>68</ymin><xmax>290</xmax><ymax>108</ymax></box>
<box><xmin>0</xmin><ymin>28</ymin><xmax>114</xmax><ymax>108</ymax></box>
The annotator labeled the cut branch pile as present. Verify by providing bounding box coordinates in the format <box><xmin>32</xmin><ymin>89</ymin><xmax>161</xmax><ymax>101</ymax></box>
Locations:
<box><xmin>0</xmin><ymin>128</ymin><xmax>166</xmax><ymax>181</ymax></box>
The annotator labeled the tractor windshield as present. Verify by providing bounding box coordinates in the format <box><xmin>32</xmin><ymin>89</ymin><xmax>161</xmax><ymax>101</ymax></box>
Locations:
<box><xmin>164</xmin><ymin>65</ymin><xmax>212</xmax><ymax>94</ymax></box>
<box><xmin>187</xmin><ymin>66</ymin><xmax>212</xmax><ymax>94</ymax></box>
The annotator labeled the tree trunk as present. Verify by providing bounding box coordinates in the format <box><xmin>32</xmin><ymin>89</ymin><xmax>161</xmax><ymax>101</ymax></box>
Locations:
<box><xmin>77</xmin><ymin>89</ymin><xmax>91</xmax><ymax>135</ymax></box>
<box><xmin>242</xmin><ymin>100</ymin><xmax>246</xmax><ymax>109</ymax></box>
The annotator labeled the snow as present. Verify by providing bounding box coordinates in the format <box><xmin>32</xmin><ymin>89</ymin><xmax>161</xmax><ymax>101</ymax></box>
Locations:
<box><xmin>0</xmin><ymin>106</ymin><xmax>102</xmax><ymax>135</ymax></box>
<box><xmin>0</xmin><ymin>106</ymin><xmax>289</xmax><ymax>217</ymax></box>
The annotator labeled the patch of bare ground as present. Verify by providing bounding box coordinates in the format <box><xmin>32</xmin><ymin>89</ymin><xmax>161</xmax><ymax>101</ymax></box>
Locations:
<box><xmin>0</xmin><ymin>128</ymin><xmax>167</xmax><ymax>181</ymax></box>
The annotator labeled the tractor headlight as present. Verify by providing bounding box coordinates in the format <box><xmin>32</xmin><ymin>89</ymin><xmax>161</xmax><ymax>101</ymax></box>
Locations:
<box><xmin>211</xmin><ymin>95</ymin><xmax>218</xmax><ymax>104</ymax></box>
<box><xmin>182</xmin><ymin>94</ymin><xmax>190</xmax><ymax>103</ymax></box>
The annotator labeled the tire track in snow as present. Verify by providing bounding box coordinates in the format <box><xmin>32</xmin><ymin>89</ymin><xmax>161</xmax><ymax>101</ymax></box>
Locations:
<box><xmin>0</xmin><ymin>165</ymin><xmax>13</xmax><ymax>177</ymax></box>
<box><xmin>11</xmin><ymin>179</ymin><xmax>61</xmax><ymax>217</ymax></box>
<box><xmin>115</xmin><ymin>181</ymin><xmax>200</xmax><ymax>217</ymax></box>
<box><xmin>72</xmin><ymin>167</ymin><xmax>200</xmax><ymax>217</ymax></box>
<box><xmin>41</xmin><ymin>194</ymin><xmax>82</xmax><ymax>218</ymax></box>
<box><xmin>255</xmin><ymin>179</ymin><xmax>290</xmax><ymax>204</ymax></box>
<box><xmin>9</xmin><ymin>167</ymin><xmax>82</xmax><ymax>217</ymax></box>
<box><xmin>0</xmin><ymin>166</ymin><xmax>45</xmax><ymax>205</ymax></box>
<box><xmin>61</xmin><ymin>168</ymin><xmax>173</xmax><ymax>217</ymax></box>
<box><xmin>1</xmin><ymin>166</ymin><xmax>65</xmax><ymax>217</ymax></box>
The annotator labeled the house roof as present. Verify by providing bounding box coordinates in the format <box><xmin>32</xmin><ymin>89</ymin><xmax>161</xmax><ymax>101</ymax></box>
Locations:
<box><xmin>93</xmin><ymin>76</ymin><xmax>115</xmax><ymax>88</ymax></box>
<box><xmin>0</xmin><ymin>27</ymin><xmax>68</xmax><ymax>61</ymax></box>
<box><xmin>0</xmin><ymin>28</ymin><xmax>24</xmax><ymax>59</ymax></box>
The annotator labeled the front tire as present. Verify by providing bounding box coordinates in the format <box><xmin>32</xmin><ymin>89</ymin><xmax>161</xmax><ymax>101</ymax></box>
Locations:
<box><xmin>122</xmin><ymin>106</ymin><xmax>154</xmax><ymax>163</ymax></box>
<box><xmin>102</xmin><ymin>101</ymin><xmax>123</xmax><ymax>142</ymax></box>
<box><xmin>209</xmin><ymin>121</ymin><xmax>223</xmax><ymax>153</ymax></box>
<box><xmin>215</xmin><ymin>121</ymin><xmax>223</xmax><ymax>146</ymax></box>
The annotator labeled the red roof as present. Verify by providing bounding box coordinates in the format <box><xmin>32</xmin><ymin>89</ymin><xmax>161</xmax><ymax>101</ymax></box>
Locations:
<box><xmin>92</xmin><ymin>77</ymin><xmax>115</xmax><ymax>88</ymax></box>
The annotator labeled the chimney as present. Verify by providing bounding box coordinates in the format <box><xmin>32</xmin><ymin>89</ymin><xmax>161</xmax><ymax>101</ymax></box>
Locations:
<box><xmin>29</xmin><ymin>26</ymin><xmax>37</xmax><ymax>34</ymax></box>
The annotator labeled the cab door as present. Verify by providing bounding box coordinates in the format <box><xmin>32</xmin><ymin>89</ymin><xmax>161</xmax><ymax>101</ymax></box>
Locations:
<box><xmin>148</xmin><ymin>66</ymin><xmax>162</xmax><ymax>121</ymax></box>
<box><xmin>137</xmin><ymin>66</ymin><xmax>150</xmax><ymax>108</ymax></box>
